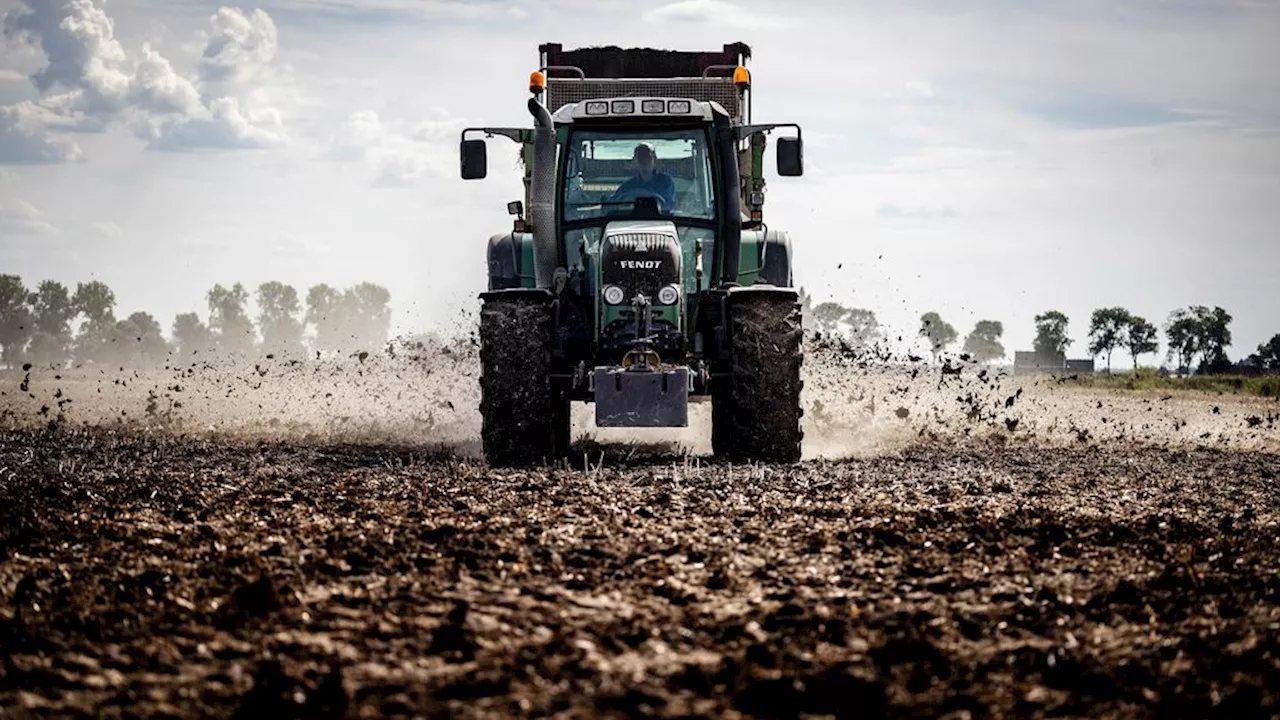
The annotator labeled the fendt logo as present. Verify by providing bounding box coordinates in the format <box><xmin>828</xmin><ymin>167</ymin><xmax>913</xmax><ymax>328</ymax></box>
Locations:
<box><xmin>618</xmin><ymin>260</ymin><xmax>662</xmax><ymax>270</ymax></box>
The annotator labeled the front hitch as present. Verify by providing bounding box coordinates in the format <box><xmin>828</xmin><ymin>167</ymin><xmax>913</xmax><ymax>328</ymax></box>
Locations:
<box><xmin>623</xmin><ymin>293</ymin><xmax>659</xmax><ymax>371</ymax></box>
<box><xmin>593</xmin><ymin>292</ymin><xmax>691</xmax><ymax>427</ymax></box>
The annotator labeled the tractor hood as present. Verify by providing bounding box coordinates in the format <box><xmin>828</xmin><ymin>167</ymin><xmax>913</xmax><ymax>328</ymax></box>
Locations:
<box><xmin>601</xmin><ymin>220</ymin><xmax>682</xmax><ymax>298</ymax></box>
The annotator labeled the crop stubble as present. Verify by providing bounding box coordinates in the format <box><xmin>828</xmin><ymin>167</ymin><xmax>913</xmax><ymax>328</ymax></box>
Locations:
<box><xmin>1</xmin><ymin>340</ymin><xmax>1278</xmax><ymax>718</ymax></box>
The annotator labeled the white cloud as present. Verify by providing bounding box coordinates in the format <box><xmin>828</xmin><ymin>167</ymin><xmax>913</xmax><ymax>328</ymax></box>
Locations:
<box><xmin>372</xmin><ymin>152</ymin><xmax>428</xmax><ymax>187</ymax></box>
<box><xmin>323</xmin><ymin>107</ymin><xmax>465</xmax><ymax>186</ymax></box>
<box><xmin>903</xmin><ymin>80</ymin><xmax>935</xmax><ymax>99</ymax></box>
<box><xmin>130</xmin><ymin>42</ymin><xmax>203</xmax><ymax>116</ymax></box>
<box><xmin>876</xmin><ymin>202</ymin><xmax>958</xmax><ymax>220</ymax></box>
<box><xmin>326</xmin><ymin>109</ymin><xmax>385</xmax><ymax>161</ymax></box>
<box><xmin>0</xmin><ymin>196</ymin><xmax>57</xmax><ymax>234</ymax></box>
<box><xmin>146</xmin><ymin>96</ymin><xmax>286</xmax><ymax>151</ymax></box>
<box><xmin>91</xmin><ymin>220</ymin><xmax>123</xmax><ymax>237</ymax></box>
<box><xmin>0</xmin><ymin>101</ymin><xmax>84</xmax><ymax>164</ymax></box>
<box><xmin>199</xmin><ymin>7</ymin><xmax>278</xmax><ymax>86</ymax></box>
<box><xmin>1</xmin><ymin>0</ymin><xmax>131</xmax><ymax>107</ymax></box>
<box><xmin>643</xmin><ymin>0</ymin><xmax>781</xmax><ymax>27</ymax></box>
<box><xmin>0</xmin><ymin>0</ymin><xmax>289</xmax><ymax>158</ymax></box>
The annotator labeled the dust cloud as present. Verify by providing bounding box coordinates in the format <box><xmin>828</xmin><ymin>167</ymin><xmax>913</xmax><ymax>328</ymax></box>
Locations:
<box><xmin>3</xmin><ymin>332</ymin><xmax>1277</xmax><ymax>459</ymax></box>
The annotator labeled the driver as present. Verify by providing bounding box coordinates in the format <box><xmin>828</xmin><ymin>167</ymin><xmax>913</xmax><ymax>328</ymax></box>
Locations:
<box><xmin>609</xmin><ymin>142</ymin><xmax>676</xmax><ymax>209</ymax></box>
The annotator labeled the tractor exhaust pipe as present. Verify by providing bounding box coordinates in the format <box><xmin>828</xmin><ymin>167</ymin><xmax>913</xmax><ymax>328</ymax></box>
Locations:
<box><xmin>713</xmin><ymin>111</ymin><xmax>742</xmax><ymax>286</ymax></box>
<box><xmin>527</xmin><ymin>98</ymin><xmax>558</xmax><ymax>291</ymax></box>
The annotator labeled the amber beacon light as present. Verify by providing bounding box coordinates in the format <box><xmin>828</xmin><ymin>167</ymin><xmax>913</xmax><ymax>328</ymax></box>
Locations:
<box><xmin>733</xmin><ymin>66</ymin><xmax>750</xmax><ymax>90</ymax></box>
<box><xmin>529</xmin><ymin>70</ymin><xmax>546</xmax><ymax>95</ymax></box>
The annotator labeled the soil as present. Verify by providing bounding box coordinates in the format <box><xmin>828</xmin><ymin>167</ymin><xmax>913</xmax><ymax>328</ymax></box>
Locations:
<box><xmin>3</xmin><ymin>426</ymin><xmax>1279</xmax><ymax>719</ymax></box>
<box><xmin>2</xmin><ymin>342</ymin><xmax>1279</xmax><ymax>718</ymax></box>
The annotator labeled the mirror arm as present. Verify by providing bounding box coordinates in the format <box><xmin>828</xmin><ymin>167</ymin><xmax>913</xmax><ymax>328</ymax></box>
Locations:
<box><xmin>734</xmin><ymin>123</ymin><xmax>801</xmax><ymax>142</ymax></box>
<box><xmin>460</xmin><ymin>127</ymin><xmax>530</xmax><ymax>144</ymax></box>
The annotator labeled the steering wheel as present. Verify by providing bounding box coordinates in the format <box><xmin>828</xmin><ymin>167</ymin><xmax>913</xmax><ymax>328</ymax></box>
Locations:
<box><xmin>608</xmin><ymin>187</ymin><xmax>667</xmax><ymax>213</ymax></box>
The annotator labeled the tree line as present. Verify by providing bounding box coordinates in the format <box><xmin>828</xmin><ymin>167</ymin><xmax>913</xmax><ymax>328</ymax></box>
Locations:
<box><xmin>1035</xmin><ymin>305</ymin><xmax>1278</xmax><ymax>375</ymax></box>
<box><xmin>797</xmin><ymin>290</ymin><xmax>1009</xmax><ymax>365</ymax></box>
<box><xmin>0</xmin><ymin>274</ymin><xmax>393</xmax><ymax>369</ymax></box>
<box><xmin>797</xmin><ymin>289</ymin><xmax>1280</xmax><ymax>375</ymax></box>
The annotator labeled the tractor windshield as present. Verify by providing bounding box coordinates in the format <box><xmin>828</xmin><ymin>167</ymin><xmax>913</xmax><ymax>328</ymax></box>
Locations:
<box><xmin>562</xmin><ymin>128</ymin><xmax>716</xmax><ymax>223</ymax></box>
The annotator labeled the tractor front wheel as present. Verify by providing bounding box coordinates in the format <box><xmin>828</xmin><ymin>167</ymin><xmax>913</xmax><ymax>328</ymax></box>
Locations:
<box><xmin>478</xmin><ymin>291</ymin><xmax>571</xmax><ymax>468</ymax></box>
<box><xmin>711</xmin><ymin>291</ymin><xmax>804</xmax><ymax>464</ymax></box>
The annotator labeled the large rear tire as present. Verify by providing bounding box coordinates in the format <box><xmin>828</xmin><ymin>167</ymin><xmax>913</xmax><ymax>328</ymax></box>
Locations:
<box><xmin>478</xmin><ymin>291</ymin><xmax>571</xmax><ymax>468</ymax></box>
<box><xmin>711</xmin><ymin>291</ymin><xmax>804</xmax><ymax>464</ymax></box>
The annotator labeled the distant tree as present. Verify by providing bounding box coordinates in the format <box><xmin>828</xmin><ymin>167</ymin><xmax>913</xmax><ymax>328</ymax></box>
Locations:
<box><xmin>110</xmin><ymin>311</ymin><xmax>169</xmax><ymax>367</ymax></box>
<box><xmin>26</xmin><ymin>280</ymin><xmax>77</xmax><ymax>367</ymax></box>
<box><xmin>845</xmin><ymin>308</ymin><xmax>882</xmax><ymax>349</ymax></box>
<box><xmin>207</xmin><ymin>283</ymin><xmax>256</xmax><ymax>355</ymax></box>
<box><xmin>1164</xmin><ymin>305</ymin><xmax>1233</xmax><ymax>374</ymax></box>
<box><xmin>71</xmin><ymin>280</ymin><xmax>118</xmax><ymax>364</ymax></box>
<box><xmin>962</xmin><ymin>320</ymin><xmax>1005</xmax><ymax>364</ymax></box>
<box><xmin>1123</xmin><ymin>315</ymin><xmax>1159</xmax><ymax>370</ymax></box>
<box><xmin>1192</xmin><ymin>305</ymin><xmax>1232</xmax><ymax>374</ymax></box>
<box><xmin>172</xmin><ymin>312</ymin><xmax>214</xmax><ymax>358</ymax></box>
<box><xmin>343</xmin><ymin>282</ymin><xmax>392</xmax><ymax>350</ymax></box>
<box><xmin>256</xmin><ymin>281</ymin><xmax>305</xmax><ymax>356</ymax></box>
<box><xmin>1032</xmin><ymin>310</ymin><xmax>1071</xmax><ymax>356</ymax></box>
<box><xmin>305</xmin><ymin>283</ymin><xmax>343</xmax><ymax>353</ymax></box>
<box><xmin>72</xmin><ymin>280</ymin><xmax>117</xmax><ymax>328</ymax></box>
<box><xmin>1088</xmin><ymin>307</ymin><xmax>1131</xmax><ymax>373</ymax></box>
<box><xmin>1257</xmin><ymin>334</ymin><xmax>1280</xmax><ymax>372</ymax></box>
<box><xmin>811</xmin><ymin>302</ymin><xmax>848</xmax><ymax>338</ymax></box>
<box><xmin>919</xmin><ymin>311</ymin><xmax>958</xmax><ymax>362</ymax></box>
<box><xmin>0</xmin><ymin>274</ymin><xmax>34</xmax><ymax>368</ymax></box>
<box><xmin>1164</xmin><ymin>308</ymin><xmax>1200</xmax><ymax>373</ymax></box>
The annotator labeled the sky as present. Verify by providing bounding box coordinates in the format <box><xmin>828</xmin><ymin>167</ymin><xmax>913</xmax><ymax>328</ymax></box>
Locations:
<box><xmin>1</xmin><ymin>0</ymin><xmax>1278</xmax><ymax>364</ymax></box>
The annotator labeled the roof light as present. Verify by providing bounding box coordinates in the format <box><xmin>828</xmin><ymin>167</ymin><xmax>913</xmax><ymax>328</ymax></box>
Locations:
<box><xmin>641</xmin><ymin>99</ymin><xmax>665</xmax><ymax>114</ymax></box>
<box><xmin>667</xmin><ymin>100</ymin><xmax>691</xmax><ymax>114</ymax></box>
<box><xmin>611</xmin><ymin>99</ymin><xmax>635</xmax><ymax>114</ymax></box>
<box><xmin>529</xmin><ymin>70</ymin><xmax>546</xmax><ymax>95</ymax></box>
<box><xmin>733</xmin><ymin>66</ymin><xmax>750</xmax><ymax>89</ymax></box>
<box><xmin>585</xmin><ymin>101</ymin><xmax>608</xmax><ymax>115</ymax></box>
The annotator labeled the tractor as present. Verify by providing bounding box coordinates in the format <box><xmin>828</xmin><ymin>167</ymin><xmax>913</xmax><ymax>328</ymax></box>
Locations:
<box><xmin>460</xmin><ymin>42</ymin><xmax>806</xmax><ymax>468</ymax></box>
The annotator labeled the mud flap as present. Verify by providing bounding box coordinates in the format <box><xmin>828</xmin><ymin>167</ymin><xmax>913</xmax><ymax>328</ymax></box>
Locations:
<box><xmin>593</xmin><ymin>366</ymin><xmax>690</xmax><ymax>427</ymax></box>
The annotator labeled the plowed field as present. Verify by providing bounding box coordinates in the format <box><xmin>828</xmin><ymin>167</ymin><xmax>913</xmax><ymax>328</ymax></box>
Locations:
<box><xmin>2</xmin><ymin>344</ymin><xmax>1278</xmax><ymax>718</ymax></box>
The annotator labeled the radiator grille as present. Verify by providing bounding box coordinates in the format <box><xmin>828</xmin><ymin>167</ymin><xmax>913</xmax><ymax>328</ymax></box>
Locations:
<box><xmin>606</xmin><ymin>232</ymin><xmax>677</xmax><ymax>253</ymax></box>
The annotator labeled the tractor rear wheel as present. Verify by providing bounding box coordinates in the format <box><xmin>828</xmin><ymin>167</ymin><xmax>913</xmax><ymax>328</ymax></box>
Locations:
<box><xmin>711</xmin><ymin>291</ymin><xmax>804</xmax><ymax>463</ymax></box>
<box><xmin>478</xmin><ymin>291</ymin><xmax>571</xmax><ymax>467</ymax></box>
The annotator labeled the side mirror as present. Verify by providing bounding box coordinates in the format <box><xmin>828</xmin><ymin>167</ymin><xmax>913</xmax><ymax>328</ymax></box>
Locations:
<box><xmin>777</xmin><ymin>136</ymin><xmax>803</xmax><ymax>177</ymax></box>
<box><xmin>461</xmin><ymin>139</ymin><xmax>487</xmax><ymax>180</ymax></box>
<box><xmin>507</xmin><ymin>200</ymin><xmax>524</xmax><ymax>216</ymax></box>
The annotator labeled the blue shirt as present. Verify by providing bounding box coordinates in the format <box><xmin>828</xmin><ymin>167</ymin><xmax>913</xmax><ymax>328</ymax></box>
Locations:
<box><xmin>611</xmin><ymin>171</ymin><xmax>676</xmax><ymax>208</ymax></box>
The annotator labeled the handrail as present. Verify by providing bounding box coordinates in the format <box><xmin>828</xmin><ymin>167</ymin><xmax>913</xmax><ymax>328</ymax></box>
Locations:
<box><xmin>540</xmin><ymin>65</ymin><xmax>585</xmax><ymax>79</ymax></box>
<box><xmin>701</xmin><ymin>64</ymin><xmax>739</xmax><ymax>78</ymax></box>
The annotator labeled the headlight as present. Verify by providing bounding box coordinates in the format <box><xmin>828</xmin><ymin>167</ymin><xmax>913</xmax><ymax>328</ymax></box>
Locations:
<box><xmin>667</xmin><ymin>100</ymin><xmax>691</xmax><ymax>114</ymax></box>
<box><xmin>658</xmin><ymin>283</ymin><xmax>680</xmax><ymax>305</ymax></box>
<box><xmin>602</xmin><ymin>284</ymin><xmax>625</xmax><ymax>305</ymax></box>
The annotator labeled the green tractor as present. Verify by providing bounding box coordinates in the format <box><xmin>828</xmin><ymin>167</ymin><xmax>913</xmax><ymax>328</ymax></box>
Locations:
<box><xmin>460</xmin><ymin>42</ymin><xmax>806</xmax><ymax>467</ymax></box>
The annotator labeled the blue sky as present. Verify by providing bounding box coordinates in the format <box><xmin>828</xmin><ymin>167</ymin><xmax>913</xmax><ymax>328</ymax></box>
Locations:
<box><xmin>1</xmin><ymin>0</ymin><xmax>1277</xmax><ymax>363</ymax></box>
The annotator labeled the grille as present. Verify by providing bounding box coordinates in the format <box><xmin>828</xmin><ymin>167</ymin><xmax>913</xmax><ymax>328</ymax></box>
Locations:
<box><xmin>606</xmin><ymin>232</ymin><xmax>676</xmax><ymax>253</ymax></box>
<box><xmin>547</xmin><ymin>78</ymin><xmax>741</xmax><ymax>120</ymax></box>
